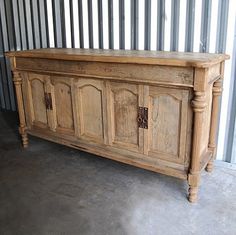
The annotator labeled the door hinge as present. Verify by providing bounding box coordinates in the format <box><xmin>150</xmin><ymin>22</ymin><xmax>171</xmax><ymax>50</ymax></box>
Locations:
<box><xmin>45</xmin><ymin>93</ymin><xmax>53</xmax><ymax>110</ymax></box>
<box><xmin>137</xmin><ymin>107</ymin><xmax>148</xmax><ymax>129</ymax></box>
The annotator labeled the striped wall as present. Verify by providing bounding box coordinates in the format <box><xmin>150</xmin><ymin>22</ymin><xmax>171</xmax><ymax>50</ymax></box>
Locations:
<box><xmin>0</xmin><ymin>0</ymin><xmax>236</xmax><ymax>162</ymax></box>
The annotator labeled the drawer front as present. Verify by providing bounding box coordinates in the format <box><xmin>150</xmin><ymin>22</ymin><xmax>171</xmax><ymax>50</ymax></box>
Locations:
<box><xmin>16</xmin><ymin>57</ymin><xmax>194</xmax><ymax>86</ymax></box>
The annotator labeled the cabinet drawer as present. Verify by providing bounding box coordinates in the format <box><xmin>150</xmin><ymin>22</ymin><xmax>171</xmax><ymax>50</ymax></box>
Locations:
<box><xmin>16</xmin><ymin>57</ymin><xmax>194</xmax><ymax>86</ymax></box>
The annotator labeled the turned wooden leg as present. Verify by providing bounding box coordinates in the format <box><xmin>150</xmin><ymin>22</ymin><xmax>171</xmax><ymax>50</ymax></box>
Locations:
<box><xmin>207</xmin><ymin>76</ymin><xmax>223</xmax><ymax>173</ymax></box>
<box><xmin>188</xmin><ymin>186</ymin><xmax>199</xmax><ymax>203</ymax></box>
<box><xmin>206</xmin><ymin>159</ymin><xmax>214</xmax><ymax>172</ymax></box>
<box><xmin>188</xmin><ymin>89</ymin><xmax>207</xmax><ymax>203</ymax></box>
<box><xmin>22</xmin><ymin>133</ymin><xmax>28</xmax><ymax>148</ymax></box>
<box><xmin>19</xmin><ymin>125</ymin><xmax>28</xmax><ymax>148</ymax></box>
<box><xmin>13</xmin><ymin>71</ymin><xmax>28</xmax><ymax>148</ymax></box>
<box><xmin>188</xmin><ymin>172</ymin><xmax>200</xmax><ymax>203</ymax></box>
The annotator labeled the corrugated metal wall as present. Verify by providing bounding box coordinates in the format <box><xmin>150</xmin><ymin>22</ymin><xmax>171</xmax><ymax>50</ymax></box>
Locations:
<box><xmin>0</xmin><ymin>0</ymin><xmax>236</xmax><ymax>162</ymax></box>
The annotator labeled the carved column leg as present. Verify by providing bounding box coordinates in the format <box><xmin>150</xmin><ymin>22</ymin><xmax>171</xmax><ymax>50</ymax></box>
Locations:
<box><xmin>13</xmin><ymin>71</ymin><xmax>28</xmax><ymax>148</ymax></box>
<box><xmin>188</xmin><ymin>92</ymin><xmax>207</xmax><ymax>203</ymax></box>
<box><xmin>206</xmin><ymin>78</ymin><xmax>223</xmax><ymax>172</ymax></box>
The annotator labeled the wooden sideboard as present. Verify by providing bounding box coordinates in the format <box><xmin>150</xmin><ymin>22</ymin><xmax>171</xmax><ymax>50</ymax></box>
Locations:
<box><xmin>6</xmin><ymin>49</ymin><xmax>229</xmax><ymax>202</ymax></box>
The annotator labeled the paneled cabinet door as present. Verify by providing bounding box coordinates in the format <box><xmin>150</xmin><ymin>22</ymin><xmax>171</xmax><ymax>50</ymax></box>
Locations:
<box><xmin>144</xmin><ymin>86</ymin><xmax>190</xmax><ymax>164</ymax></box>
<box><xmin>24</xmin><ymin>73</ymin><xmax>52</xmax><ymax>129</ymax></box>
<box><xmin>50</xmin><ymin>76</ymin><xmax>75</xmax><ymax>135</ymax></box>
<box><xmin>107</xmin><ymin>82</ymin><xmax>144</xmax><ymax>153</ymax></box>
<box><xmin>74</xmin><ymin>78</ymin><xmax>107</xmax><ymax>144</ymax></box>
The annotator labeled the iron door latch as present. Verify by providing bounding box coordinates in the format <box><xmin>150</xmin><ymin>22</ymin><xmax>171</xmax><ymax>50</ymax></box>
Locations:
<box><xmin>45</xmin><ymin>93</ymin><xmax>53</xmax><ymax>110</ymax></box>
<box><xmin>138</xmin><ymin>107</ymin><xmax>148</xmax><ymax>129</ymax></box>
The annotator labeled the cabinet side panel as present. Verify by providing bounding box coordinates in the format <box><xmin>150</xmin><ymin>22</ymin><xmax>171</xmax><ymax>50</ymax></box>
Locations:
<box><xmin>200</xmin><ymin>83</ymin><xmax>213</xmax><ymax>155</ymax></box>
<box><xmin>150</xmin><ymin>95</ymin><xmax>180</xmax><ymax>156</ymax></box>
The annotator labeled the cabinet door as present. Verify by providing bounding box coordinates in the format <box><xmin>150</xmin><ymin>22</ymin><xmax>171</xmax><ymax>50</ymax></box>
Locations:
<box><xmin>74</xmin><ymin>78</ymin><xmax>107</xmax><ymax>144</ymax></box>
<box><xmin>25</xmin><ymin>73</ymin><xmax>50</xmax><ymax>129</ymax></box>
<box><xmin>145</xmin><ymin>86</ymin><xmax>190</xmax><ymax>164</ymax></box>
<box><xmin>107</xmin><ymin>82</ymin><xmax>143</xmax><ymax>153</ymax></box>
<box><xmin>50</xmin><ymin>76</ymin><xmax>75</xmax><ymax>135</ymax></box>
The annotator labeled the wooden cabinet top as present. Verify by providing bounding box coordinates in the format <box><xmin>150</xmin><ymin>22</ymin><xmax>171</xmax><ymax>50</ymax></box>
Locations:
<box><xmin>6</xmin><ymin>48</ymin><xmax>229</xmax><ymax>68</ymax></box>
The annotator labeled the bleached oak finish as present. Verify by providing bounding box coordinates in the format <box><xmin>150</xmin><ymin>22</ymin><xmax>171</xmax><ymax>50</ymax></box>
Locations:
<box><xmin>6</xmin><ymin>49</ymin><xmax>229</xmax><ymax>203</ymax></box>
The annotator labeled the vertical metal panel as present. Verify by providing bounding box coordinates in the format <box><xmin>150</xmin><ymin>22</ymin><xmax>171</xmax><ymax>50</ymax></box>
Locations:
<box><xmin>98</xmin><ymin>0</ymin><xmax>103</xmax><ymax>49</ymax></box>
<box><xmin>52</xmin><ymin>0</ymin><xmax>66</xmax><ymax>48</ymax></box>
<box><xmin>5</xmin><ymin>0</ymin><xmax>16</xmax><ymax>50</ymax></box>
<box><xmin>39</xmin><ymin>0</ymin><xmax>49</xmax><ymax>48</ymax></box>
<box><xmin>156</xmin><ymin>0</ymin><xmax>165</xmax><ymax>50</ymax></box>
<box><xmin>0</xmin><ymin>57</ymin><xmax>10</xmax><ymax>109</ymax></box>
<box><xmin>0</xmin><ymin>18</ymin><xmax>6</xmax><ymax>109</ymax></box>
<box><xmin>69</xmin><ymin>0</ymin><xmax>75</xmax><ymax>48</ymax></box>
<box><xmin>119</xmin><ymin>0</ymin><xmax>125</xmax><ymax>49</ymax></box>
<box><xmin>144</xmin><ymin>0</ymin><xmax>151</xmax><ymax>50</ymax></box>
<box><xmin>25</xmin><ymin>0</ymin><xmax>34</xmax><ymax>49</ymax></box>
<box><xmin>18</xmin><ymin>0</ymin><xmax>28</xmax><ymax>50</ymax></box>
<box><xmin>224</xmin><ymin>18</ymin><xmax>236</xmax><ymax>163</ymax></box>
<box><xmin>108</xmin><ymin>0</ymin><xmax>114</xmax><ymax>49</ymax></box>
<box><xmin>87</xmin><ymin>0</ymin><xmax>94</xmax><ymax>48</ymax></box>
<box><xmin>52</xmin><ymin>0</ymin><xmax>62</xmax><ymax>47</ymax></box>
<box><xmin>216</xmin><ymin>0</ymin><xmax>229</xmax><ymax>53</ymax></box>
<box><xmin>170</xmin><ymin>0</ymin><xmax>180</xmax><ymax>51</ymax></box>
<box><xmin>5</xmin><ymin>58</ymin><xmax>16</xmax><ymax>110</ymax></box>
<box><xmin>0</xmin><ymin>0</ymin><xmax>16</xmax><ymax>110</ymax></box>
<box><xmin>215</xmin><ymin>0</ymin><xmax>229</xmax><ymax>161</ymax></box>
<box><xmin>131</xmin><ymin>0</ymin><xmax>138</xmax><ymax>50</ymax></box>
<box><xmin>32</xmin><ymin>0</ymin><xmax>41</xmax><ymax>48</ymax></box>
<box><xmin>12</xmin><ymin>0</ymin><xmax>21</xmax><ymax>50</ymax></box>
<box><xmin>0</xmin><ymin>59</ymin><xmax>6</xmax><ymax>109</ymax></box>
<box><xmin>225</xmin><ymin>48</ymin><xmax>236</xmax><ymax>162</ymax></box>
<box><xmin>0</xmin><ymin>18</ymin><xmax>4</xmax><ymax>55</ymax></box>
<box><xmin>200</xmin><ymin>0</ymin><xmax>212</xmax><ymax>52</ymax></box>
<box><xmin>0</xmin><ymin>1</ymin><xmax>16</xmax><ymax>110</ymax></box>
<box><xmin>230</xmin><ymin>118</ymin><xmax>236</xmax><ymax>163</ymax></box>
<box><xmin>0</xmin><ymin>58</ymin><xmax>7</xmax><ymax>109</ymax></box>
<box><xmin>78</xmin><ymin>0</ymin><xmax>84</xmax><ymax>48</ymax></box>
<box><xmin>0</xmin><ymin>0</ymin><xmax>10</xmax><ymax>51</ymax></box>
<box><xmin>0</xmin><ymin>7</ymin><xmax>11</xmax><ymax>110</ymax></box>
<box><xmin>60</xmin><ymin>0</ymin><xmax>66</xmax><ymax>47</ymax></box>
<box><xmin>185</xmin><ymin>0</ymin><xmax>195</xmax><ymax>52</ymax></box>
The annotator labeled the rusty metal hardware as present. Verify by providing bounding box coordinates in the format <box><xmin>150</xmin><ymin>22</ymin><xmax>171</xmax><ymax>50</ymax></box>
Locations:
<box><xmin>45</xmin><ymin>93</ymin><xmax>53</xmax><ymax>110</ymax></box>
<box><xmin>137</xmin><ymin>107</ymin><xmax>148</xmax><ymax>129</ymax></box>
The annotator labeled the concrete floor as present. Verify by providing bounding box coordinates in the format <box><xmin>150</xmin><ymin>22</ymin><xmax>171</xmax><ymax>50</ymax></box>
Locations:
<box><xmin>0</xmin><ymin>112</ymin><xmax>236</xmax><ymax>235</ymax></box>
